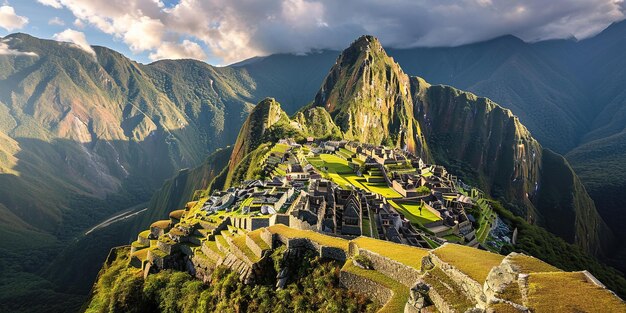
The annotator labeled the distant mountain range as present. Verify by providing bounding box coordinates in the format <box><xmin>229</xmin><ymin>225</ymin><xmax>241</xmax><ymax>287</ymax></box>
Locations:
<box><xmin>1</xmin><ymin>21</ymin><xmax>626</xmax><ymax>312</ymax></box>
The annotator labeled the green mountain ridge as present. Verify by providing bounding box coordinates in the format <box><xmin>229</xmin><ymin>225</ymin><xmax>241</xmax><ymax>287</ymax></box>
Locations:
<box><xmin>1</xmin><ymin>26</ymin><xmax>626</xmax><ymax>311</ymax></box>
<box><xmin>209</xmin><ymin>36</ymin><xmax>612</xmax><ymax>259</ymax></box>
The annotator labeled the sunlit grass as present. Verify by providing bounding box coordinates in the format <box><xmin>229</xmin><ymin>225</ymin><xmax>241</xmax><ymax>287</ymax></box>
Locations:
<box><xmin>388</xmin><ymin>200</ymin><xmax>440</xmax><ymax>226</ymax></box>
<box><xmin>432</xmin><ymin>243</ymin><xmax>504</xmax><ymax>283</ymax></box>
<box><xmin>352</xmin><ymin>236</ymin><xmax>428</xmax><ymax>270</ymax></box>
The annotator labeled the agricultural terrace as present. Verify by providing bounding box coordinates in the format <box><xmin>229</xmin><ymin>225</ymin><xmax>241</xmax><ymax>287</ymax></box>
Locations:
<box><xmin>475</xmin><ymin>198</ymin><xmax>497</xmax><ymax>243</ymax></box>
<box><xmin>388</xmin><ymin>200</ymin><xmax>441</xmax><ymax>226</ymax></box>
<box><xmin>341</xmin><ymin>260</ymin><xmax>409</xmax><ymax>313</ymax></box>
<box><xmin>271</xmin><ymin>143</ymin><xmax>290</xmax><ymax>154</ymax></box>
<box><xmin>247</xmin><ymin>229</ymin><xmax>270</xmax><ymax>250</ymax></box>
<box><xmin>508</xmin><ymin>254</ymin><xmax>561</xmax><ymax>273</ymax></box>
<box><xmin>352</xmin><ymin>237</ymin><xmax>429</xmax><ymax>270</ymax></box>
<box><xmin>267</xmin><ymin>224</ymin><xmax>349</xmax><ymax>250</ymax></box>
<box><xmin>432</xmin><ymin>243</ymin><xmax>504</xmax><ymax>283</ymax></box>
<box><xmin>526</xmin><ymin>272</ymin><xmax>626</xmax><ymax>313</ymax></box>
<box><xmin>306</xmin><ymin>154</ymin><xmax>401</xmax><ymax>198</ymax></box>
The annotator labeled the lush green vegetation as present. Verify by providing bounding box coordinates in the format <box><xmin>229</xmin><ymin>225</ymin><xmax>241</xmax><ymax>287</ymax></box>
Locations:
<box><xmin>86</xmin><ymin>247</ymin><xmax>378</xmax><ymax>313</ymax></box>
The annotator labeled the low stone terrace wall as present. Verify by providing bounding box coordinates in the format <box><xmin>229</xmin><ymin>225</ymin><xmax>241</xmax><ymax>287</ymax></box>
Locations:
<box><xmin>348</xmin><ymin>242</ymin><xmax>421</xmax><ymax>287</ymax></box>
<box><xmin>339</xmin><ymin>269</ymin><xmax>394</xmax><ymax>306</ymax></box>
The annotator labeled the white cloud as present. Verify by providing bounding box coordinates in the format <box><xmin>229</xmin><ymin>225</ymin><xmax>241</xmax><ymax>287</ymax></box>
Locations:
<box><xmin>0</xmin><ymin>5</ymin><xmax>28</xmax><ymax>31</ymax></box>
<box><xmin>48</xmin><ymin>17</ymin><xmax>65</xmax><ymax>26</ymax></box>
<box><xmin>0</xmin><ymin>39</ymin><xmax>38</xmax><ymax>57</ymax></box>
<box><xmin>37</xmin><ymin>0</ymin><xmax>626</xmax><ymax>64</ymax></box>
<box><xmin>73</xmin><ymin>18</ymin><xmax>85</xmax><ymax>28</ymax></box>
<box><xmin>53</xmin><ymin>29</ymin><xmax>96</xmax><ymax>57</ymax></box>
<box><xmin>148</xmin><ymin>39</ymin><xmax>207</xmax><ymax>61</ymax></box>
<box><xmin>37</xmin><ymin>0</ymin><xmax>63</xmax><ymax>9</ymax></box>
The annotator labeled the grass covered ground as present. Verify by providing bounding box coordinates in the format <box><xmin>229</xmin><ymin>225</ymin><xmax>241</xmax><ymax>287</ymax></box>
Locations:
<box><xmin>352</xmin><ymin>237</ymin><xmax>429</xmax><ymax>271</ymax></box>
<box><xmin>475</xmin><ymin>199</ymin><xmax>496</xmax><ymax>243</ymax></box>
<box><xmin>247</xmin><ymin>229</ymin><xmax>270</xmax><ymax>250</ymax></box>
<box><xmin>268</xmin><ymin>224</ymin><xmax>349</xmax><ymax>250</ymax></box>
<box><xmin>526</xmin><ymin>272</ymin><xmax>626</xmax><ymax>312</ymax></box>
<box><xmin>508</xmin><ymin>254</ymin><xmax>561</xmax><ymax>273</ymax></box>
<box><xmin>432</xmin><ymin>243</ymin><xmax>504</xmax><ymax>283</ymax></box>
<box><xmin>306</xmin><ymin>154</ymin><xmax>401</xmax><ymax>198</ymax></box>
<box><xmin>388</xmin><ymin>200</ymin><xmax>441</xmax><ymax>225</ymax></box>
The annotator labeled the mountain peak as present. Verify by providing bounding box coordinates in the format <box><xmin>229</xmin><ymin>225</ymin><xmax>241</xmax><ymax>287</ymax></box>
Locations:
<box><xmin>312</xmin><ymin>35</ymin><xmax>426</xmax><ymax>155</ymax></box>
<box><xmin>351</xmin><ymin>35</ymin><xmax>381</xmax><ymax>48</ymax></box>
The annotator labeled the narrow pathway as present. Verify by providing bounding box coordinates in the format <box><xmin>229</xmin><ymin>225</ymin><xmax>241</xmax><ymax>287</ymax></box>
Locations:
<box><xmin>85</xmin><ymin>204</ymin><xmax>148</xmax><ymax>235</ymax></box>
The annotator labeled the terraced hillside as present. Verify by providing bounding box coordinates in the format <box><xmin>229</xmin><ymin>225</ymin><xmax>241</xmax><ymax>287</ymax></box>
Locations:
<box><xmin>220</xmin><ymin>36</ymin><xmax>612</xmax><ymax>258</ymax></box>
<box><xmin>88</xmin><ymin>195</ymin><xmax>625</xmax><ymax>312</ymax></box>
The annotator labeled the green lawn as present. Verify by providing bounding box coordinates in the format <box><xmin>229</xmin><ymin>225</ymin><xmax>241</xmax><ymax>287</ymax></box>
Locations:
<box><xmin>306</xmin><ymin>154</ymin><xmax>401</xmax><ymax>198</ymax></box>
<box><xmin>271</xmin><ymin>143</ymin><xmax>290</xmax><ymax>154</ymax></box>
<box><xmin>388</xmin><ymin>200</ymin><xmax>441</xmax><ymax>226</ymax></box>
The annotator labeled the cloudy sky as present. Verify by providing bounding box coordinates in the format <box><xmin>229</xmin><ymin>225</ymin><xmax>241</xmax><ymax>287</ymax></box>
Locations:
<box><xmin>0</xmin><ymin>0</ymin><xmax>625</xmax><ymax>65</ymax></box>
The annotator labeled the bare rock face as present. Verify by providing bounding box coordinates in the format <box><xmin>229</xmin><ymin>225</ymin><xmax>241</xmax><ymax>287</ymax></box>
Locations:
<box><xmin>421</xmin><ymin>255</ymin><xmax>435</xmax><ymax>271</ymax></box>
<box><xmin>484</xmin><ymin>261</ymin><xmax>517</xmax><ymax>301</ymax></box>
<box><xmin>407</xmin><ymin>282</ymin><xmax>430</xmax><ymax>311</ymax></box>
<box><xmin>312</xmin><ymin>35</ymin><xmax>428</xmax><ymax>158</ymax></box>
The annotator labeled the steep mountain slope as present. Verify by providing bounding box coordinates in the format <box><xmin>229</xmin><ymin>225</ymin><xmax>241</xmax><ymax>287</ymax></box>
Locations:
<box><xmin>229</xmin><ymin>26</ymin><xmax>626</xmax><ymax>259</ymax></box>
<box><xmin>0</xmin><ymin>34</ymin><xmax>256</xmax><ymax>312</ymax></box>
<box><xmin>0</xmin><ymin>33</ymin><xmax>252</xmax><ymax>235</ymax></box>
<box><xmin>310</xmin><ymin>35</ymin><xmax>612</xmax><ymax>256</ymax></box>
<box><xmin>208</xmin><ymin>36</ymin><xmax>611</xmax><ymax>257</ymax></box>
<box><xmin>313</xmin><ymin>36</ymin><xmax>427</xmax><ymax>156</ymax></box>
<box><xmin>387</xmin><ymin>36</ymin><xmax>590</xmax><ymax>154</ymax></box>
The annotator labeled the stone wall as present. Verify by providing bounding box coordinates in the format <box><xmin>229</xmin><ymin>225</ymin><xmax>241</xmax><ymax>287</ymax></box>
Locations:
<box><xmin>138</xmin><ymin>234</ymin><xmax>150</xmax><ymax>246</ymax></box>
<box><xmin>250</xmin><ymin>217</ymin><xmax>270</xmax><ymax>230</ymax></box>
<box><xmin>427</xmin><ymin>287</ymin><xmax>455</xmax><ymax>313</ymax></box>
<box><xmin>191</xmin><ymin>253</ymin><xmax>215</xmax><ymax>283</ymax></box>
<box><xmin>288</xmin><ymin>215</ymin><xmax>317</xmax><ymax>231</ymax></box>
<box><xmin>429</xmin><ymin>253</ymin><xmax>487</xmax><ymax>307</ymax></box>
<box><xmin>246</xmin><ymin>234</ymin><xmax>264</xmax><ymax>259</ymax></box>
<box><xmin>147</xmin><ymin>250</ymin><xmax>164</xmax><ymax>269</ymax></box>
<box><xmin>157</xmin><ymin>240</ymin><xmax>175</xmax><ymax>255</ymax></box>
<box><xmin>200</xmin><ymin>242</ymin><xmax>223</xmax><ymax>262</ymax></box>
<box><xmin>219</xmin><ymin>252</ymin><xmax>254</xmax><ymax>284</ymax></box>
<box><xmin>261</xmin><ymin>229</ymin><xmax>274</xmax><ymax>249</ymax></box>
<box><xmin>273</xmin><ymin>234</ymin><xmax>346</xmax><ymax>262</ymax></box>
<box><xmin>320</xmin><ymin>245</ymin><xmax>347</xmax><ymax>262</ymax></box>
<box><xmin>270</xmin><ymin>214</ymin><xmax>290</xmax><ymax>226</ymax></box>
<box><xmin>350</xmin><ymin>242</ymin><xmax>421</xmax><ymax>287</ymax></box>
<box><xmin>224</xmin><ymin>235</ymin><xmax>255</xmax><ymax>266</ymax></box>
<box><xmin>339</xmin><ymin>269</ymin><xmax>394</xmax><ymax>306</ymax></box>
